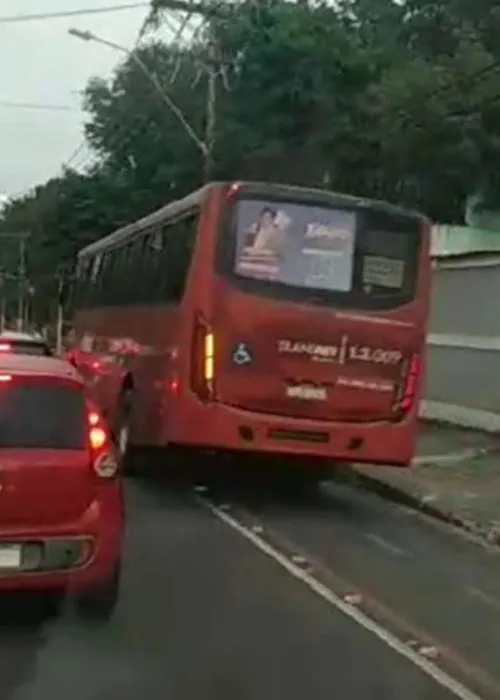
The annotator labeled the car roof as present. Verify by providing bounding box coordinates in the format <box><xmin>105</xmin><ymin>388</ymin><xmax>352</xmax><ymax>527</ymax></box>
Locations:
<box><xmin>0</xmin><ymin>331</ymin><xmax>45</xmax><ymax>343</ymax></box>
<box><xmin>0</xmin><ymin>354</ymin><xmax>83</xmax><ymax>384</ymax></box>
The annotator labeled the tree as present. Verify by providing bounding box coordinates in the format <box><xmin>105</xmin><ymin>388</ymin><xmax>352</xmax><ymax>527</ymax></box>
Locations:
<box><xmin>149</xmin><ymin>0</ymin><xmax>500</xmax><ymax>219</ymax></box>
<box><xmin>82</xmin><ymin>41</ymin><xmax>207</xmax><ymax>204</ymax></box>
<box><xmin>4</xmin><ymin>0</ymin><xmax>500</xmax><ymax>324</ymax></box>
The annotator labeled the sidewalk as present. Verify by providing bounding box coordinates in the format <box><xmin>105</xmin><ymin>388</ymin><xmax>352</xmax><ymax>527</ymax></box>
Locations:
<box><xmin>351</xmin><ymin>423</ymin><xmax>500</xmax><ymax>544</ymax></box>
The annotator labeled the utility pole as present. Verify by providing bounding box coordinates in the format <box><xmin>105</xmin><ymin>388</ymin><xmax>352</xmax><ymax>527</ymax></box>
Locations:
<box><xmin>24</xmin><ymin>284</ymin><xmax>34</xmax><ymax>331</ymax></box>
<box><xmin>17</xmin><ymin>234</ymin><xmax>28</xmax><ymax>331</ymax></box>
<box><xmin>0</xmin><ymin>269</ymin><xmax>5</xmax><ymax>332</ymax></box>
<box><xmin>70</xmin><ymin>4</ymin><xmax>230</xmax><ymax>184</ymax></box>
<box><xmin>55</xmin><ymin>265</ymin><xmax>72</xmax><ymax>356</ymax></box>
<box><xmin>0</xmin><ymin>232</ymin><xmax>29</xmax><ymax>332</ymax></box>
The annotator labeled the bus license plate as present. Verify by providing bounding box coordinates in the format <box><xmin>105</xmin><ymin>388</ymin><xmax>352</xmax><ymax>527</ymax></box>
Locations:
<box><xmin>0</xmin><ymin>545</ymin><xmax>21</xmax><ymax>569</ymax></box>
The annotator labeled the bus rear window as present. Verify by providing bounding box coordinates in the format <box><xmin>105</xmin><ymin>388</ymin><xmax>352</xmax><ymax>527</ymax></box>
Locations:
<box><xmin>228</xmin><ymin>198</ymin><xmax>422</xmax><ymax>310</ymax></box>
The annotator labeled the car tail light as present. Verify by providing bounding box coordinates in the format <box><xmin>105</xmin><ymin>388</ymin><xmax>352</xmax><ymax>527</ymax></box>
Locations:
<box><xmin>0</xmin><ymin>374</ymin><xmax>12</xmax><ymax>383</ymax></box>
<box><xmin>191</xmin><ymin>316</ymin><xmax>216</xmax><ymax>400</ymax></box>
<box><xmin>88</xmin><ymin>411</ymin><xmax>100</xmax><ymax>426</ymax></box>
<box><xmin>86</xmin><ymin>404</ymin><xmax>118</xmax><ymax>478</ymax></box>
<box><xmin>89</xmin><ymin>426</ymin><xmax>107</xmax><ymax>451</ymax></box>
<box><xmin>394</xmin><ymin>353</ymin><xmax>420</xmax><ymax>417</ymax></box>
<box><xmin>0</xmin><ymin>343</ymin><xmax>11</xmax><ymax>352</ymax></box>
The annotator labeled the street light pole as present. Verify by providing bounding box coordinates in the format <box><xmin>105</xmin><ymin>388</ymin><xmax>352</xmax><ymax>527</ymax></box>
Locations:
<box><xmin>68</xmin><ymin>28</ymin><xmax>209</xmax><ymax>166</ymax></box>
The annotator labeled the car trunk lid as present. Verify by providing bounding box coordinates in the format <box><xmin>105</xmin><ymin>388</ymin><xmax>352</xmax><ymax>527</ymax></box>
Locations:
<box><xmin>0</xmin><ymin>374</ymin><xmax>92</xmax><ymax>527</ymax></box>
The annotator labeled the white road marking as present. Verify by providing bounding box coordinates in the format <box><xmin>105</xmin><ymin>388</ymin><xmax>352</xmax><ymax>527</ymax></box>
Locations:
<box><xmin>466</xmin><ymin>586</ymin><xmax>500</xmax><ymax>613</ymax></box>
<box><xmin>365</xmin><ymin>532</ymin><xmax>409</xmax><ymax>557</ymax></box>
<box><xmin>196</xmin><ymin>494</ymin><xmax>483</xmax><ymax>700</ymax></box>
<box><xmin>412</xmin><ymin>448</ymin><xmax>489</xmax><ymax>468</ymax></box>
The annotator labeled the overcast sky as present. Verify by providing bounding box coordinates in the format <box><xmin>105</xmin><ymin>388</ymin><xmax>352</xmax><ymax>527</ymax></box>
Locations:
<box><xmin>0</xmin><ymin>1</ymin><xmax>152</xmax><ymax>198</ymax></box>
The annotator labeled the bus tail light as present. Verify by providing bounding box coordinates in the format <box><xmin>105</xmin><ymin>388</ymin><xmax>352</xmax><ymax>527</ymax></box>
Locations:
<box><xmin>192</xmin><ymin>317</ymin><xmax>216</xmax><ymax>400</ymax></box>
<box><xmin>227</xmin><ymin>182</ymin><xmax>242</xmax><ymax>199</ymax></box>
<box><xmin>394</xmin><ymin>353</ymin><xmax>420</xmax><ymax>417</ymax></box>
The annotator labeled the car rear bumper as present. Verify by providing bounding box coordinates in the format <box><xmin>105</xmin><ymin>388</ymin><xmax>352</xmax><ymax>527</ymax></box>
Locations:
<box><xmin>0</xmin><ymin>484</ymin><xmax>123</xmax><ymax>592</ymax></box>
<box><xmin>167</xmin><ymin>395</ymin><xmax>418</xmax><ymax>467</ymax></box>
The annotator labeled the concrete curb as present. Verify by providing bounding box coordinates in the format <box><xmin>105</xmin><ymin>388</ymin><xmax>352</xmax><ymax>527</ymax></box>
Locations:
<box><xmin>420</xmin><ymin>400</ymin><xmax>500</xmax><ymax>434</ymax></box>
<box><xmin>344</xmin><ymin>462</ymin><xmax>500</xmax><ymax>548</ymax></box>
<box><xmin>412</xmin><ymin>445</ymin><xmax>497</xmax><ymax>468</ymax></box>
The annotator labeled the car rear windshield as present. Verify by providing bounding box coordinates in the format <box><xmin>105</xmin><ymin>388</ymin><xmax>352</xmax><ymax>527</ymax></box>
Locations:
<box><xmin>0</xmin><ymin>377</ymin><xmax>86</xmax><ymax>449</ymax></box>
<box><xmin>224</xmin><ymin>198</ymin><xmax>423</xmax><ymax>310</ymax></box>
<box><xmin>0</xmin><ymin>341</ymin><xmax>52</xmax><ymax>357</ymax></box>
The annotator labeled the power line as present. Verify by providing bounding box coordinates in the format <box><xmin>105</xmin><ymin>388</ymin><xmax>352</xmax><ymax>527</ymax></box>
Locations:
<box><xmin>65</xmin><ymin>142</ymin><xmax>90</xmax><ymax>170</ymax></box>
<box><xmin>2</xmin><ymin>15</ymin><xmax>154</xmax><ymax>200</ymax></box>
<box><xmin>0</xmin><ymin>100</ymin><xmax>78</xmax><ymax>112</ymax></box>
<box><xmin>61</xmin><ymin>13</ymin><xmax>159</xmax><ymax>177</ymax></box>
<box><xmin>64</xmin><ymin>13</ymin><xmax>206</xmax><ymax>176</ymax></box>
<box><xmin>0</xmin><ymin>3</ymin><xmax>149</xmax><ymax>24</ymax></box>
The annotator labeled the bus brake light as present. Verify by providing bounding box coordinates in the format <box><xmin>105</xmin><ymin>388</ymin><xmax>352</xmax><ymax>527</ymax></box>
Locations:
<box><xmin>191</xmin><ymin>319</ymin><xmax>216</xmax><ymax>401</ymax></box>
<box><xmin>227</xmin><ymin>182</ymin><xmax>242</xmax><ymax>199</ymax></box>
<box><xmin>204</xmin><ymin>332</ymin><xmax>215</xmax><ymax>383</ymax></box>
<box><xmin>398</xmin><ymin>353</ymin><xmax>420</xmax><ymax>415</ymax></box>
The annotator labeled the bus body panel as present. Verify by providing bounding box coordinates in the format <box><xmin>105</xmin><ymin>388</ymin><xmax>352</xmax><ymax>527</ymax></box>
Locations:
<box><xmin>211</xmin><ymin>280</ymin><xmax>426</xmax><ymax>423</ymax></box>
<box><xmin>72</xmin><ymin>306</ymin><xmax>182</xmax><ymax>446</ymax></box>
<box><xmin>71</xmin><ymin>182</ymin><xmax>431</xmax><ymax>469</ymax></box>
<box><xmin>165</xmin><ymin>376</ymin><xmax>421</xmax><ymax>466</ymax></box>
<box><xmin>70</xmin><ymin>187</ymin><xmax>222</xmax><ymax>447</ymax></box>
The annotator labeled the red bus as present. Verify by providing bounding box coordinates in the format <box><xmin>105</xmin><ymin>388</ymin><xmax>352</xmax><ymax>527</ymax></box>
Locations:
<box><xmin>69</xmin><ymin>182</ymin><xmax>431</xmax><ymax>473</ymax></box>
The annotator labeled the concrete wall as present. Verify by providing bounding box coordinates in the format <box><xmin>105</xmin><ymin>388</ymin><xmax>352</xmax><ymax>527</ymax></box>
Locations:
<box><xmin>423</xmin><ymin>257</ymin><xmax>500</xmax><ymax>431</ymax></box>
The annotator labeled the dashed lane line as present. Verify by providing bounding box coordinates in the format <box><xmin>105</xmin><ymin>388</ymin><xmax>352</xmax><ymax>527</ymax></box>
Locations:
<box><xmin>365</xmin><ymin>532</ymin><xmax>410</xmax><ymax>557</ymax></box>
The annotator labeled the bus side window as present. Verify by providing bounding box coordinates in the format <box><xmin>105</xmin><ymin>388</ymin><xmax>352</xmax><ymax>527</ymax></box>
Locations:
<box><xmin>124</xmin><ymin>237</ymin><xmax>143</xmax><ymax>305</ymax></box>
<box><xmin>159</xmin><ymin>211</ymin><xmax>198</xmax><ymax>303</ymax></box>
<box><xmin>75</xmin><ymin>258</ymin><xmax>90</xmax><ymax>308</ymax></box>
<box><xmin>82</xmin><ymin>258</ymin><xmax>94</xmax><ymax>308</ymax></box>
<box><xmin>148</xmin><ymin>227</ymin><xmax>165</xmax><ymax>304</ymax></box>
<box><xmin>109</xmin><ymin>247</ymin><xmax>126</xmax><ymax>305</ymax></box>
<box><xmin>88</xmin><ymin>254</ymin><xmax>103</xmax><ymax>307</ymax></box>
<box><xmin>140</xmin><ymin>232</ymin><xmax>157</xmax><ymax>304</ymax></box>
<box><xmin>98</xmin><ymin>251</ymin><xmax>112</xmax><ymax>306</ymax></box>
<box><xmin>118</xmin><ymin>243</ymin><xmax>133</xmax><ymax>304</ymax></box>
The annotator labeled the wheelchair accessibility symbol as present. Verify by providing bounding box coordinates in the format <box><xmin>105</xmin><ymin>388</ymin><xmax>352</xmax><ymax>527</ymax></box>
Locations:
<box><xmin>232</xmin><ymin>343</ymin><xmax>253</xmax><ymax>366</ymax></box>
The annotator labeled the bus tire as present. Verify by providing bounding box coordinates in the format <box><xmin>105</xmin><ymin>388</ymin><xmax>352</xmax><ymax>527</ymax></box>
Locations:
<box><xmin>116</xmin><ymin>388</ymin><xmax>137</xmax><ymax>475</ymax></box>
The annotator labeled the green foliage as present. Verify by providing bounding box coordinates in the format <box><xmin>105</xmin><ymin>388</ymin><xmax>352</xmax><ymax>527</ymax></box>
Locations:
<box><xmin>3</xmin><ymin>0</ymin><xmax>500</xmax><ymax>321</ymax></box>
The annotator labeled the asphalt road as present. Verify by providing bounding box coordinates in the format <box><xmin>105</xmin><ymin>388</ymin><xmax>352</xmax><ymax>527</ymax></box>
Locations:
<box><xmin>0</xmin><ymin>473</ymin><xmax>466</xmax><ymax>700</ymax></box>
<box><xmin>207</xmin><ymin>474</ymin><xmax>500</xmax><ymax>698</ymax></box>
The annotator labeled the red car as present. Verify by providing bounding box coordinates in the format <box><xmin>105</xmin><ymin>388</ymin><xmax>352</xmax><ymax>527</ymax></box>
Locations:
<box><xmin>0</xmin><ymin>354</ymin><xmax>124</xmax><ymax>620</ymax></box>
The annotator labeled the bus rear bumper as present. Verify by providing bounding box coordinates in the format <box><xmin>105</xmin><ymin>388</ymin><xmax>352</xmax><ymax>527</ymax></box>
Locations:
<box><xmin>168</xmin><ymin>398</ymin><xmax>416</xmax><ymax>467</ymax></box>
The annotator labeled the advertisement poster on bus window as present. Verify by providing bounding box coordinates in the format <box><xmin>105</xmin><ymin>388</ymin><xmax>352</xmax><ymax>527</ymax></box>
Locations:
<box><xmin>234</xmin><ymin>199</ymin><xmax>356</xmax><ymax>292</ymax></box>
